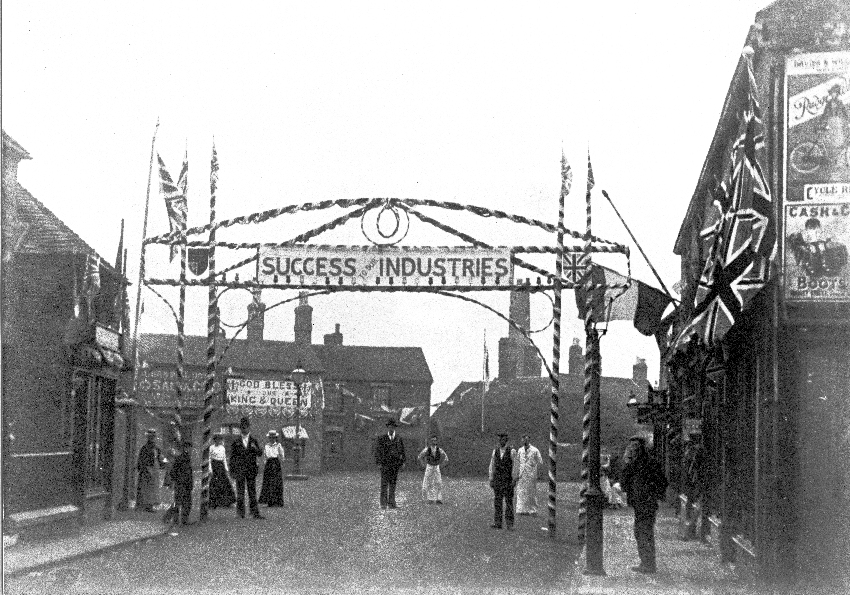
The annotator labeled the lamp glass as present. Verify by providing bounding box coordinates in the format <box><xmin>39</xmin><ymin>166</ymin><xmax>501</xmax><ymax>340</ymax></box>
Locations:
<box><xmin>291</xmin><ymin>366</ymin><xmax>306</xmax><ymax>385</ymax></box>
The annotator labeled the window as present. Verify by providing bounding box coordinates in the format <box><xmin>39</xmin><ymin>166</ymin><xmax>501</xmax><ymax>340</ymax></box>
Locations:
<box><xmin>80</xmin><ymin>373</ymin><xmax>116</xmax><ymax>495</ymax></box>
<box><xmin>371</xmin><ymin>384</ymin><xmax>390</xmax><ymax>409</ymax></box>
<box><xmin>324</xmin><ymin>385</ymin><xmax>342</xmax><ymax>412</ymax></box>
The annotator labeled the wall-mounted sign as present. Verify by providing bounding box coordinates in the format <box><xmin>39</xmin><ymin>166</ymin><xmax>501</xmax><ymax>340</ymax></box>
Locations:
<box><xmin>137</xmin><ymin>367</ymin><xmax>222</xmax><ymax>408</ymax></box>
<box><xmin>224</xmin><ymin>378</ymin><xmax>322</xmax><ymax>418</ymax></box>
<box><xmin>258</xmin><ymin>246</ymin><xmax>513</xmax><ymax>288</ymax></box>
<box><xmin>784</xmin><ymin>51</ymin><xmax>850</xmax><ymax>302</ymax></box>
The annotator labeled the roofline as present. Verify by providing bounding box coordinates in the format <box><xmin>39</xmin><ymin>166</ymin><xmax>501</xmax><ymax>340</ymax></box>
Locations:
<box><xmin>2</xmin><ymin>130</ymin><xmax>32</xmax><ymax>160</ymax></box>
<box><xmin>673</xmin><ymin>28</ymin><xmax>758</xmax><ymax>255</ymax></box>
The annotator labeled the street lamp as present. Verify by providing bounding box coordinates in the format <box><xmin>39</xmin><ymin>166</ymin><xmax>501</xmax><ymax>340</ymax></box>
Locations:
<box><xmin>286</xmin><ymin>363</ymin><xmax>308</xmax><ymax>481</ymax></box>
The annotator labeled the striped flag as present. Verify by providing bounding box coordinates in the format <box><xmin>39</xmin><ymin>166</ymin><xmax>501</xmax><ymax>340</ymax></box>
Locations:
<box><xmin>586</xmin><ymin>150</ymin><xmax>595</xmax><ymax>192</ymax></box>
<box><xmin>158</xmin><ymin>153</ymin><xmax>188</xmax><ymax>261</ymax></box>
<box><xmin>675</xmin><ymin>53</ymin><xmax>775</xmax><ymax>349</ymax></box>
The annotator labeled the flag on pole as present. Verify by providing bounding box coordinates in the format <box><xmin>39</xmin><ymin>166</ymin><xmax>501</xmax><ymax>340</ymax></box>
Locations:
<box><xmin>158</xmin><ymin>153</ymin><xmax>188</xmax><ymax>261</ymax></box>
<box><xmin>675</xmin><ymin>52</ymin><xmax>775</xmax><ymax>349</ymax></box>
<box><xmin>483</xmin><ymin>332</ymin><xmax>491</xmax><ymax>393</ymax></box>
<box><xmin>586</xmin><ymin>150</ymin><xmax>595</xmax><ymax>192</ymax></box>
<box><xmin>83</xmin><ymin>252</ymin><xmax>101</xmax><ymax>319</ymax></box>
<box><xmin>575</xmin><ymin>265</ymin><xmax>673</xmax><ymax>337</ymax></box>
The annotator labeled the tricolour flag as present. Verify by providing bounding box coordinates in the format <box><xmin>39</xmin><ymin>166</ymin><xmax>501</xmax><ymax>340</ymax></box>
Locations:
<box><xmin>675</xmin><ymin>53</ymin><xmax>775</xmax><ymax>349</ymax></box>
<box><xmin>158</xmin><ymin>153</ymin><xmax>188</xmax><ymax>261</ymax></box>
<box><xmin>575</xmin><ymin>265</ymin><xmax>673</xmax><ymax>337</ymax></box>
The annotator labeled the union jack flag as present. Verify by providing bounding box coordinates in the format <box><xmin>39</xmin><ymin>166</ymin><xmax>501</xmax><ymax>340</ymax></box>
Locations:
<box><xmin>563</xmin><ymin>252</ymin><xmax>586</xmax><ymax>286</ymax></box>
<box><xmin>158</xmin><ymin>153</ymin><xmax>188</xmax><ymax>261</ymax></box>
<box><xmin>677</xmin><ymin>54</ymin><xmax>775</xmax><ymax>348</ymax></box>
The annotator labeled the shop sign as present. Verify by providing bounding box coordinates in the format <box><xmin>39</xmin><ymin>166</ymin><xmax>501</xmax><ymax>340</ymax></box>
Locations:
<box><xmin>138</xmin><ymin>367</ymin><xmax>221</xmax><ymax>408</ymax></box>
<box><xmin>258</xmin><ymin>246</ymin><xmax>513</xmax><ymax>288</ymax></box>
<box><xmin>784</xmin><ymin>51</ymin><xmax>850</xmax><ymax>302</ymax></box>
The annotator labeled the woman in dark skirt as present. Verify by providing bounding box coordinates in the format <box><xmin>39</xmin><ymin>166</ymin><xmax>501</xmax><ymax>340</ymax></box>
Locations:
<box><xmin>259</xmin><ymin>430</ymin><xmax>285</xmax><ymax>507</ymax></box>
<box><xmin>208</xmin><ymin>434</ymin><xmax>236</xmax><ymax>508</ymax></box>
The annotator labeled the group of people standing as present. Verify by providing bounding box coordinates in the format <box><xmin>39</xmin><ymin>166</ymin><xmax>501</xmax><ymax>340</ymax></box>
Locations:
<box><xmin>135</xmin><ymin>416</ymin><xmax>288</xmax><ymax>526</ymax></box>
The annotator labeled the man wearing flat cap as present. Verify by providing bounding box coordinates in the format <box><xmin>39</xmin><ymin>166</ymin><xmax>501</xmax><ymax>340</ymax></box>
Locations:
<box><xmin>229</xmin><ymin>416</ymin><xmax>265</xmax><ymax>519</ymax></box>
<box><xmin>374</xmin><ymin>419</ymin><xmax>406</xmax><ymax>509</ymax></box>
<box><xmin>168</xmin><ymin>439</ymin><xmax>195</xmax><ymax>527</ymax></box>
<box><xmin>136</xmin><ymin>428</ymin><xmax>164</xmax><ymax>512</ymax></box>
<box><xmin>488</xmin><ymin>432</ymin><xmax>519</xmax><ymax>530</ymax></box>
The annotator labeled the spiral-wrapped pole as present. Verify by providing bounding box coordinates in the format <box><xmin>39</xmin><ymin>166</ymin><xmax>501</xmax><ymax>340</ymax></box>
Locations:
<box><xmin>200</xmin><ymin>143</ymin><xmax>219</xmax><ymax>521</ymax></box>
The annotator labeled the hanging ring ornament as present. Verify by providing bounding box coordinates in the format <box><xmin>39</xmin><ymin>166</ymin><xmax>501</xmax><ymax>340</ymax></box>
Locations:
<box><xmin>360</xmin><ymin>199</ymin><xmax>410</xmax><ymax>245</ymax></box>
<box><xmin>527</xmin><ymin>290</ymin><xmax>555</xmax><ymax>334</ymax></box>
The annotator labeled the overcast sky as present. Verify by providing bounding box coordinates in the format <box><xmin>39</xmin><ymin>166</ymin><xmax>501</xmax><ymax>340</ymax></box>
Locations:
<box><xmin>3</xmin><ymin>1</ymin><xmax>772</xmax><ymax>405</ymax></box>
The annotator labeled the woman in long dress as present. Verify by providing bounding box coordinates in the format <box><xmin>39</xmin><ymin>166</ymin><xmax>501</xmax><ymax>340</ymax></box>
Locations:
<box><xmin>259</xmin><ymin>430</ymin><xmax>285</xmax><ymax>507</ymax></box>
<box><xmin>515</xmin><ymin>434</ymin><xmax>543</xmax><ymax>515</ymax></box>
<box><xmin>208</xmin><ymin>434</ymin><xmax>236</xmax><ymax>508</ymax></box>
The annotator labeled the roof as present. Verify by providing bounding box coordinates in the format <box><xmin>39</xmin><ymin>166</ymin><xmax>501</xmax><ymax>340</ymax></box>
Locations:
<box><xmin>139</xmin><ymin>334</ymin><xmax>325</xmax><ymax>374</ymax></box>
<box><xmin>2</xmin><ymin>131</ymin><xmax>118</xmax><ymax>271</ymax></box>
<box><xmin>313</xmin><ymin>344</ymin><xmax>433</xmax><ymax>384</ymax></box>
<box><xmin>2</xmin><ymin>130</ymin><xmax>31</xmax><ymax>160</ymax></box>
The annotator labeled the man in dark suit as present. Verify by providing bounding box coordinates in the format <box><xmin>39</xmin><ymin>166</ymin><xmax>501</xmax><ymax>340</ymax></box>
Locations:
<box><xmin>229</xmin><ymin>416</ymin><xmax>265</xmax><ymax>519</ymax></box>
<box><xmin>374</xmin><ymin>419</ymin><xmax>406</xmax><ymax>509</ymax></box>
<box><xmin>488</xmin><ymin>431</ymin><xmax>518</xmax><ymax>530</ymax></box>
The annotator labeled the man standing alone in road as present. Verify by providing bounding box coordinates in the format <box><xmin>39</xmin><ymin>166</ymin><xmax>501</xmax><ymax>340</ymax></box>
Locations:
<box><xmin>489</xmin><ymin>432</ymin><xmax>518</xmax><ymax>530</ymax></box>
<box><xmin>375</xmin><ymin>419</ymin><xmax>406</xmax><ymax>509</ymax></box>
<box><xmin>621</xmin><ymin>435</ymin><xmax>668</xmax><ymax>574</ymax></box>
<box><xmin>229</xmin><ymin>417</ymin><xmax>265</xmax><ymax>520</ymax></box>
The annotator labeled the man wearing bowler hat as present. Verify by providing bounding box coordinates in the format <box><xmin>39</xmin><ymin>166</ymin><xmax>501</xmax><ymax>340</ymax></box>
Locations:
<box><xmin>488</xmin><ymin>431</ymin><xmax>519</xmax><ymax>530</ymax></box>
<box><xmin>229</xmin><ymin>416</ymin><xmax>265</xmax><ymax>519</ymax></box>
<box><xmin>374</xmin><ymin>419</ymin><xmax>406</xmax><ymax>509</ymax></box>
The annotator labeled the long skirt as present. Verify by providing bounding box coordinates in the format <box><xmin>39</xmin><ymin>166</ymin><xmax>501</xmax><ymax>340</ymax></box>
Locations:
<box><xmin>515</xmin><ymin>472</ymin><xmax>539</xmax><ymax>515</ymax></box>
<box><xmin>258</xmin><ymin>459</ymin><xmax>284</xmax><ymax>507</ymax></box>
<box><xmin>136</xmin><ymin>467</ymin><xmax>160</xmax><ymax>510</ymax></box>
<box><xmin>209</xmin><ymin>460</ymin><xmax>236</xmax><ymax>508</ymax></box>
<box><xmin>421</xmin><ymin>464</ymin><xmax>443</xmax><ymax>501</ymax></box>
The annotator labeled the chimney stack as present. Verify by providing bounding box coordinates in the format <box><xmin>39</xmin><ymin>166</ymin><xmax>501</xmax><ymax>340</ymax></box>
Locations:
<box><xmin>294</xmin><ymin>291</ymin><xmax>313</xmax><ymax>345</ymax></box>
<box><xmin>324</xmin><ymin>323</ymin><xmax>343</xmax><ymax>347</ymax></box>
<box><xmin>633</xmin><ymin>357</ymin><xmax>648</xmax><ymax>385</ymax></box>
<box><xmin>246</xmin><ymin>289</ymin><xmax>265</xmax><ymax>343</ymax></box>
<box><xmin>568</xmin><ymin>338</ymin><xmax>583</xmax><ymax>375</ymax></box>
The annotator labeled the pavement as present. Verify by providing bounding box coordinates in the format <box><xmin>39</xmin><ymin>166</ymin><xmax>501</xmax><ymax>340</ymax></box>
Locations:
<box><xmin>2</xmin><ymin>506</ymin><xmax>169</xmax><ymax>579</ymax></box>
<box><xmin>565</xmin><ymin>505</ymin><xmax>762</xmax><ymax>595</ymax></box>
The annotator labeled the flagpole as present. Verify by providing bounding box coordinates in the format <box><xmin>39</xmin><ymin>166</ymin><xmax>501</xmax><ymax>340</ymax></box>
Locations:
<box><xmin>601</xmin><ymin>189</ymin><xmax>676</xmax><ymax>303</ymax></box>
<box><xmin>481</xmin><ymin>330</ymin><xmax>486</xmax><ymax>434</ymax></box>
<box><xmin>123</xmin><ymin>118</ymin><xmax>159</xmax><ymax>511</ymax></box>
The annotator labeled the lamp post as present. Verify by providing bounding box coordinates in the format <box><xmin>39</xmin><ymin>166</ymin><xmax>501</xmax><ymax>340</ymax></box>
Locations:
<box><xmin>286</xmin><ymin>364</ymin><xmax>308</xmax><ymax>481</ymax></box>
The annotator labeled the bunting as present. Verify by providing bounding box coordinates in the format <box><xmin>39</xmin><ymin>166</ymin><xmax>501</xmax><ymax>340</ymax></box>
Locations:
<box><xmin>676</xmin><ymin>53</ymin><xmax>775</xmax><ymax>349</ymax></box>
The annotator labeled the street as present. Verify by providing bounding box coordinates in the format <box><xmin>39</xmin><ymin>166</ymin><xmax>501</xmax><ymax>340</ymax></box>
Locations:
<box><xmin>6</xmin><ymin>473</ymin><xmax>583</xmax><ymax>595</ymax></box>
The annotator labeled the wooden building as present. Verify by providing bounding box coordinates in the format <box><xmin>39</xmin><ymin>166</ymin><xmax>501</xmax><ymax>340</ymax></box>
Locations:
<box><xmin>665</xmin><ymin>2</ymin><xmax>850</xmax><ymax>591</ymax></box>
<box><xmin>2</xmin><ymin>130</ymin><xmax>131</xmax><ymax>537</ymax></box>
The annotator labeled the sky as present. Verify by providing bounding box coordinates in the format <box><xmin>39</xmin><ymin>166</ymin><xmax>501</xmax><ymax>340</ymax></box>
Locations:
<box><xmin>3</xmin><ymin>1</ymin><xmax>773</xmax><ymax>406</ymax></box>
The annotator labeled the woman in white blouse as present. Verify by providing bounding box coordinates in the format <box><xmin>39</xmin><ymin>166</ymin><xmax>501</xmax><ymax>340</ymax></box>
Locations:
<box><xmin>208</xmin><ymin>434</ymin><xmax>236</xmax><ymax>508</ymax></box>
<box><xmin>258</xmin><ymin>430</ymin><xmax>286</xmax><ymax>507</ymax></box>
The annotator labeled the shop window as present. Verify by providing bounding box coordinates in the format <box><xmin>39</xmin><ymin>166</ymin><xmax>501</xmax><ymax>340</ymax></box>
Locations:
<box><xmin>81</xmin><ymin>373</ymin><xmax>116</xmax><ymax>495</ymax></box>
<box><xmin>371</xmin><ymin>384</ymin><xmax>390</xmax><ymax>409</ymax></box>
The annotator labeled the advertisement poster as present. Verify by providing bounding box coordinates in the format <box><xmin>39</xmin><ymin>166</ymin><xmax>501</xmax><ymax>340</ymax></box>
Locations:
<box><xmin>784</xmin><ymin>51</ymin><xmax>850</xmax><ymax>302</ymax></box>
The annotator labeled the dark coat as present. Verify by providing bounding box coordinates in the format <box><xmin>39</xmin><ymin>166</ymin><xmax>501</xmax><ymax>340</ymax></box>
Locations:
<box><xmin>229</xmin><ymin>434</ymin><xmax>263</xmax><ymax>479</ymax></box>
<box><xmin>169</xmin><ymin>451</ymin><xmax>193</xmax><ymax>492</ymax></box>
<box><xmin>374</xmin><ymin>433</ymin><xmax>406</xmax><ymax>470</ymax></box>
<box><xmin>136</xmin><ymin>441</ymin><xmax>163</xmax><ymax>470</ymax></box>
<box><xmin>621</xmin><ymin>456</ymin><xmax>668</xmax><ymax>513</ymax></box>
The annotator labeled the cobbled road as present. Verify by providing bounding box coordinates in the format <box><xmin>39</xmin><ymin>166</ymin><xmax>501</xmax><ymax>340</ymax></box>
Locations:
<box><xmin>5</xmin><ymin>473</ymin><xmax>584</xmax><ymax>595</ymax></box>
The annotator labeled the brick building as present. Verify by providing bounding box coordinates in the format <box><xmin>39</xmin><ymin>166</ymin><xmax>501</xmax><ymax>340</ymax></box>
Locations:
<box><xmin>2</xmin><ymin>131</ymin><xmax>131</xmax><ymax>537</ymax></box>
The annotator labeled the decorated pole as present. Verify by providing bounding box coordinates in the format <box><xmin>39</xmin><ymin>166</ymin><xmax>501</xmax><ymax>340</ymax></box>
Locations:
<box><xmin>200</xmin><ymin>143</ymin><xmax>219</xmax><ymax>521</ymax></box>
<box><xmin>547</xmin><ymin>151</ymin><xmax>571</xmax><ymax>536</ymax></box>
<box><xmin>175</xmin><ymin>150</ymin><xmax>189</xmax><ymax>443</ymax></box>
<box><xmin>582</xmin><ymin>151</ymin><xmax>605</xmax><ymax>575</ymax></box>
